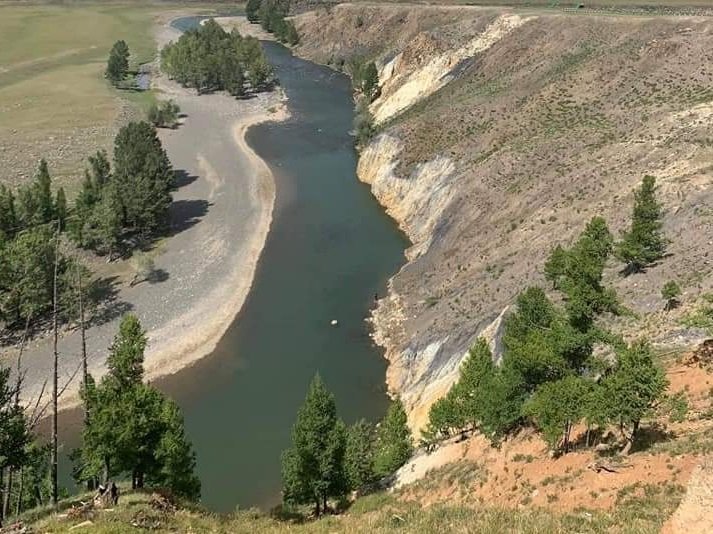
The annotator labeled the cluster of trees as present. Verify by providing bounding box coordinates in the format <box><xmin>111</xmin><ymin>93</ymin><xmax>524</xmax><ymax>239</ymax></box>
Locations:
<box><xmin>160</xmin><ymin>19</ymin><xmax>273</xmax><ymax>96</ymax></box>
<box><xmin>106</xmin><ymin>40</ymin><xmax>130</xmax><ymax>85</ymax></box>
<box><xmin>425</xmin><ymin>176</ymin><xmax>671</xmax><ymax>455</ymax></box>
<box><xmin>147</xmin><ymin>100</ymin><xmax>181</xmax><ymax>129</ymax></box>
<box><xmin>0</xmin><ymin>162</ymin><xmax>87</xmax><ymax>330</ymax></box>
<box><xmin>246</xmin><ymin>0</ymin><xmax>299</xmax><ymax>45</ymax></box>
<box><xmin>73</xmin><ymin>314</ymin><xmax>200</xmax><ymax>499</ymax></box>
<box><xmin>349</xmin><ymin>60</ymin><xmax>380</xmax><ymax>147</ymax></box>
<box><xmin>70</xmin><ymin>121</ymin><xmax>174</xmax><ymax>257</ymax></box>
<box><xmin>281</xmin><ymin>376</ymin><xmax>412</xmax><ymax>516</ymax></box>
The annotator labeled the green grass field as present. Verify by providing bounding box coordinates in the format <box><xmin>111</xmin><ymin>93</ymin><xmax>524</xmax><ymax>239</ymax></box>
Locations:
<box><xmin>0</xmin><ymin>4</ymin><xmax>160</xmax><ymax>131</ymax></box>
<box><xmin>0</xmin><ymin>3</ymin><xmax>240</xmax><ymax>190</ymax></box>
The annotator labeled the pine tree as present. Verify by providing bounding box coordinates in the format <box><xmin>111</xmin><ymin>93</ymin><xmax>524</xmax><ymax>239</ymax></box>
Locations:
<box><xmin>373</xmin><ymin>399</ymin><xmax>412</xmax><ymax>478</ymax></box>
<box><xmin>661</xmin><ymin>280</ymin><xmax>681</xmax><ymax>311</ymax></box>
<box><xmin>344</xmin><ymin>419</ymin><xmax>377</xmax><ymax>492</ymax></box>
<box><xmin>0</xmin><ymin>185</ymin><xmax>17</xmax><ymax>242</ymax></box>
<box><xmin>281</xmin><ymin>375</ymin><xmax>347</xmax><ymax>515</ymax></box>
<box><xmin>616</xmin><ymin>175</ymin><xmax>666</xmax><ymax>274</ymax></box>
<box><xmin>246</xmin><ymin>0</ymin><xmax>262</xmax><ymax>23</ymax></box>
<box><xmin>77</xmin><ymin>315</ymin><xmax>200</xmax><ymax>497</ymax></box>
<box><xmin>524</xmin><ymin>375</ymin><xmax>593</xmax><ymax>452</ymax></box>
<box><xmin>54</xmin><ymin>188</ymin><xmax>67</xmax><ymax>232</ymax></box>
<box><xmin>152</xmin><ymin>398</ymin><xmax>201</xmax><ymax>500</ymax></box>
<box><xmin>113</xmin><ymin>121</ymin><xmax>173</xmax><ymax>235</ymax></box>
<box><xmin>106</xmin><ymin>314</ymin><xmax>146</xmax><ymax>389</ymax></box>
<box><xmin>599</xmin><ymin>340</ymin><xmax>667</xmax><ymax>454</ymax></box>
<box><xmin>361</xmin><ymin>62</ymin><xmax>379</xmax><ymax>101</ymax></box>
<box><xmin>456</xmin><ymin>339</ymin><xmax>496</xmax><ymax>426</ymax></box>
<box><xmin>106</xmin><ymin>40</ymin><xmax>130</xmax><ymax>84</ymax></box>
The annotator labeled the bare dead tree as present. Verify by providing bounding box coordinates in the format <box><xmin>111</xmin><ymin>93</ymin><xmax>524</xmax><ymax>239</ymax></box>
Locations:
<box><xmin>50</xmin><ymin>224</ymin><xmax>59</xmax><ymax>507</ymax></box>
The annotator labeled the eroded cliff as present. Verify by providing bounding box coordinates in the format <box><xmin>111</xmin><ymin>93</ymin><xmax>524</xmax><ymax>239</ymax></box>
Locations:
<box><xmin>294</xmin><ymin>3</ymin><xmax>713</xmax><ymax>432</ymax></box>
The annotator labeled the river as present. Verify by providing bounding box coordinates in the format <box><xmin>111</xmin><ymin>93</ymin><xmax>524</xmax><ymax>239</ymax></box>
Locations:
<box><xmin>57</xmin><ymin>17</ymin><xmax>407</xmax><ymax>512</ymax></box>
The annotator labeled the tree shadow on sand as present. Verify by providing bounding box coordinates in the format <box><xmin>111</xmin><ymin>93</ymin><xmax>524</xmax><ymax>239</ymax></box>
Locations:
<box><xmin>87</xmin><ymin>275</ymin><xmax>134</xmax><ymax>329</ymax></box>
<box><xmin>173</xmin><ymin>169</ymin><xmax>199</xmax><ymax>189</ymax></box>
<box><xmin>169</xmin><ymin>199</ymin><xmax>211</xmax><ymax>236</ymax></box>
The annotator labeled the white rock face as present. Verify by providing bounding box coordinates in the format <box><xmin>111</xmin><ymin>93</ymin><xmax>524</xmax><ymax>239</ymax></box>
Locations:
<box><xmin>371</xmin><ymin>14</ymin><xmax>532</xmax><ymax>124</ymax></box>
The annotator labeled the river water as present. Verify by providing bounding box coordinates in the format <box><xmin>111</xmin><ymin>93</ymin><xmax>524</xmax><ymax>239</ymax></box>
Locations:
<box><xmin>152</xmin><ymin>18</ymin><xmax>406</xmax><ymax>511</ymax></box>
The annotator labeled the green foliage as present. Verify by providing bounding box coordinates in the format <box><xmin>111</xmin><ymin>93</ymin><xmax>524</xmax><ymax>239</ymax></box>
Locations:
<box><xmin>361</xmin><ymin>62</ymin><xmax>379</xmax><ymax>101</ymax></box>
<box><xmin>161</xmin><ymin>19</ymin><xmax>273</xmax><ymax>95</ymax></box>
<box><xmin>246</xmin><ymin>0</ymin><xmax>262</xmax><ymax>23</ymax></box>
<box><xmin>147</xmin><ymin>100</ymin><xmax>181</xmax><ymax>129</ymax></box>
<box><xmin>373</xmin><ymin>399</ymin><xmax>412</xmax><ymax>478</ymax></box>
<box><xmin>76</xmin><ymin>314</ymin><xmax>200</xmax><ymax>499</ymax></box>
<box><xmin>544</xmin><ymin>216</ymin><xmax>618</xmax><ymax>330</ymax></box>
<box><xmin>281</xmin><ymin>375</ymin><xmax>348</xmax><ymax>515</ymax></box>
<box><xmin>354</xmin><ymin>98</ymin><xmax>376</xmax><ymax>147</ymax></box>
<box><xmin>524</xmin><ymin>376</ymin><xmax>593</xmax><ymax>450</ymax></box>
<box><xmin>661</xmin><ymin>280</ymin><xmax>681</xmax><ymax>310</ymax></box>
<box><xmin>113</xmin><ymin>121</ymin><xmax>173</xmax><ymax>236</ymax></box>
<box><xmin>598</xmin><ymin>340</ymin><xmax>668</xmax><ymax>446</ymax></box>
<box><xmin>350</xmin><ymin>60</ymin><xmax>380</xmax><ymax>102</ymax></box>
<box><xmin>344</xmin><ymin>419</ymin><xmax>377</xmax><ymax>492</ymax></box>
<box><xmin>0</xmin><ymin>225</ymin><xmax>84</xmax><ymax>328</ymax></box>
<box><xmin>616</xmin><ymin>175</ymin><xmax>666</xmax><ymax>273</ymax></box>
<box><xmin>106</xmin><ymin>40</ymin><xmax>130</xmax><ymax>84</ymax></box>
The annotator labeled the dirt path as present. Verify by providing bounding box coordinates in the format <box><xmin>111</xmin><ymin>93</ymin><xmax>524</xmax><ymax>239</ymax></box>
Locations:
<box><xmin>3</xmin><ymin>15</ymin><xmax>288</xmax><ymax>415</ymax></box>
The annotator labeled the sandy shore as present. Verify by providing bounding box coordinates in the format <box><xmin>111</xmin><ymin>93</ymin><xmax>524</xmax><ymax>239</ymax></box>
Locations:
<box><xmin>3</xmin><ymin>14</ymin><xmax>289</xmax><ymax>415</ymax></box>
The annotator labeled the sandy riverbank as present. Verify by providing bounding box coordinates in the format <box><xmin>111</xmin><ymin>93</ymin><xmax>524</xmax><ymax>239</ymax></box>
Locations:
<box><xmin>4</xmin><ymin>13</ymin><xmax>289</xmax><ymax>415</ymax></box>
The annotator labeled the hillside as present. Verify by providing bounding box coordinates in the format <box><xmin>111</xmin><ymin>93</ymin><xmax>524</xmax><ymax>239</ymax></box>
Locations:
<box><xmin>293</xmin><ymin>3</ymin><xmax>713</xmax><ymax>433</ymax></box>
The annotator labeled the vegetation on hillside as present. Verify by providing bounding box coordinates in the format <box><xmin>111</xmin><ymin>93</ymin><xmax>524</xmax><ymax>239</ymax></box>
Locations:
<box><xmin>281</xmin><ymin>376</ymin><xmax>412</xmax><ymax>516</ymax></box>
<box><xmin>74</xmin><ymin>314</ymin><xmax>200</xmax><ymax>499</ymax></box>
<box><xmin>424</xmin><ymin>176</ymin><xmax>673</xmax><ymax>455</ymax></box>
<box><xmin>161</xmin><ymin>19</ymin><xmax>273</xmax><ymax>96</ymax></box>
<box><xmin>247</xmin><ymin>0</ymin><xmax>299</xmax><ymax>46</ymax></box>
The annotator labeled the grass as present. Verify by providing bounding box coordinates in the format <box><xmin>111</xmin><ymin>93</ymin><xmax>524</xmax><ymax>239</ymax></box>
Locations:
<box><xmin>22</xmin><ymin>483</ymin><xmax>686</xmax><ymax>534</ymax></box>
<box><xmin>0</xmin><ymin>3</ymin><xmax>234</xmax><ymax>189</ymax></box>
<box><xmin>0</xmin><ymin>4</ymin><xmax>158</xmax><ymax>128</ymax></box>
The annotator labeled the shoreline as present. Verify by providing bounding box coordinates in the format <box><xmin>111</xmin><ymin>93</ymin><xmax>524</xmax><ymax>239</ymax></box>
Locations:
<box><xmin>40</xmin><ymin>14</ymin><xmax>289</xmax><ymax>416</ymax></box>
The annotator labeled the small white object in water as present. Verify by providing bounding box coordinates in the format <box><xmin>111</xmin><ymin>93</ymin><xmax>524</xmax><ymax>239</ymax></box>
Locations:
<box><xmin>331</xmin><ymin>319</ymin><xmax>338</xmax><ymax>326</ymax></box>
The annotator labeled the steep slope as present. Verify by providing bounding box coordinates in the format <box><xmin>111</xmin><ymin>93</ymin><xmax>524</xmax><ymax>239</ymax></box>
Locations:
<box><xmin>294</xmin><ymin>3</ymin><xmax>713</xmax><ymax>432</ymax></box>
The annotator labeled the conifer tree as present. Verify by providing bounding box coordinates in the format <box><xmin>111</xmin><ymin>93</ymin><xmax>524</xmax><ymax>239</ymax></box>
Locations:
<box><xmin>661</xmin><ymin>280</ymin><xmax>681</xmax><ymax>311</ymax></box>
<box><xmin>373</xmin><ymin>399</ymin><xmax>412</xmax><ymax>478</ymax></box>
<box><xmin>599</xmin><ymin>340</ymin><xmax>667</xmax><ymax>454</ymax></box>
<box><xmin>524</xmin><ymin>375</ymin><xmax>593</xmax><ymax>452</ymax></box>
<box><xmin>281</xmin><ymin>375</ymin><xmax>347</xmax><ymax>515</ymax></box>
<box><xmin>152</xmin><ymin>398</ymin><xmax>201</xmax><ymax>500</ymax></box>
<box><xmin>113</xmin><ymin>122</ymin><xmax>173</xmax><ymax>235</ymax></box>
<box><xmin>616</xmin><ymin>175</ymin><xmax>666</xmax><ymax>274</ymax></box>
<box><xmin>344</xmin><ymin>419</ymin><xmax>377</xmax><ymax>492</ymax></box>
<box><xmin>361</xmin><ymin>62</ymin><xmax>379</xmax><ymax>101</ymax></box>
<box><xmin>106</xmin><ymin>40</ymin><xmax>130</xmax><ymax>84</ymax></box>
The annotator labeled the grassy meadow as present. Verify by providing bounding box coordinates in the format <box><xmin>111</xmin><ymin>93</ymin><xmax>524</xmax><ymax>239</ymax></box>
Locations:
<box><xmin>0</xmin><ymin>3</ymin><xmax>237</xmax><ymax>191</ymax></box>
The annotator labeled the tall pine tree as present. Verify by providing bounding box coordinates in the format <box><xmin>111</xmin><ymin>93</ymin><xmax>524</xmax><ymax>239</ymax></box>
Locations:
<box><xmin>616</xmin><ymin>175</ymin><xmax>666</xmax><ymax>274</ymax></box>
<box><xmin>281</xmin><ymin>375</ymin><xmax>347</xmax><ymax>516</ymax></box>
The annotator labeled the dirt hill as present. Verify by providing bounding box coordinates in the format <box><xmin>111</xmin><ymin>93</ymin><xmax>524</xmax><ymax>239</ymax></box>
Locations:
<box><xmin>293</xmin><ymin>3</ymin><xmax>713</xmax><ymax>434</ymax></box>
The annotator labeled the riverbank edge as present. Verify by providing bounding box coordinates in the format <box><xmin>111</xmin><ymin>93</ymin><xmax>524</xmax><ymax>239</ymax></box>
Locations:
<box><xmin>50</xmin><ymin>13</ymin><xmax>289</xmax><ymax>416</ymax></box>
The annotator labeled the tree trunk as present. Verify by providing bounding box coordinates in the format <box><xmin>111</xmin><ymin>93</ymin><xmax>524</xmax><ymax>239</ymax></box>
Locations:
<box><xmin>323</xmin><ymin>494</ymin><xmax>327</xmax><ymax>515</ymax></box>
<box><xmin>314</xmin><ymin>498</ymin><xmax>320</xmax><ymax>517</ymax></box>
<box><xmin>0</xmin><ymin>467</ymin><xmax>5</xmax><ymax>527</ymax></box>
<box><xmin>50</xmin><ymin>227</ymin><xmax>60</xmax><ymax>507</ymax></box>
<box><xmin>103</xmin><ymin>458</ymin><xmax>110</xmax><ymax>486</ymax></box>
<box><xmin>15</xmin><ymin>315</ymin><xmax>31</xmax><ymax>406</ymax></box>
<box><xmin>3</xmin><ymin>469</ymin><xmax>13</xmax><ymax>519</ymax></box>
<box><xmin>585</xmin><ymin>424</ymin><xmax>591</xmax><ymax>448</ymax></box>
<box><xmin>15</xmin><ymin>467</ymin><xmax>23</xmax><ymax>517</ymax></box>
